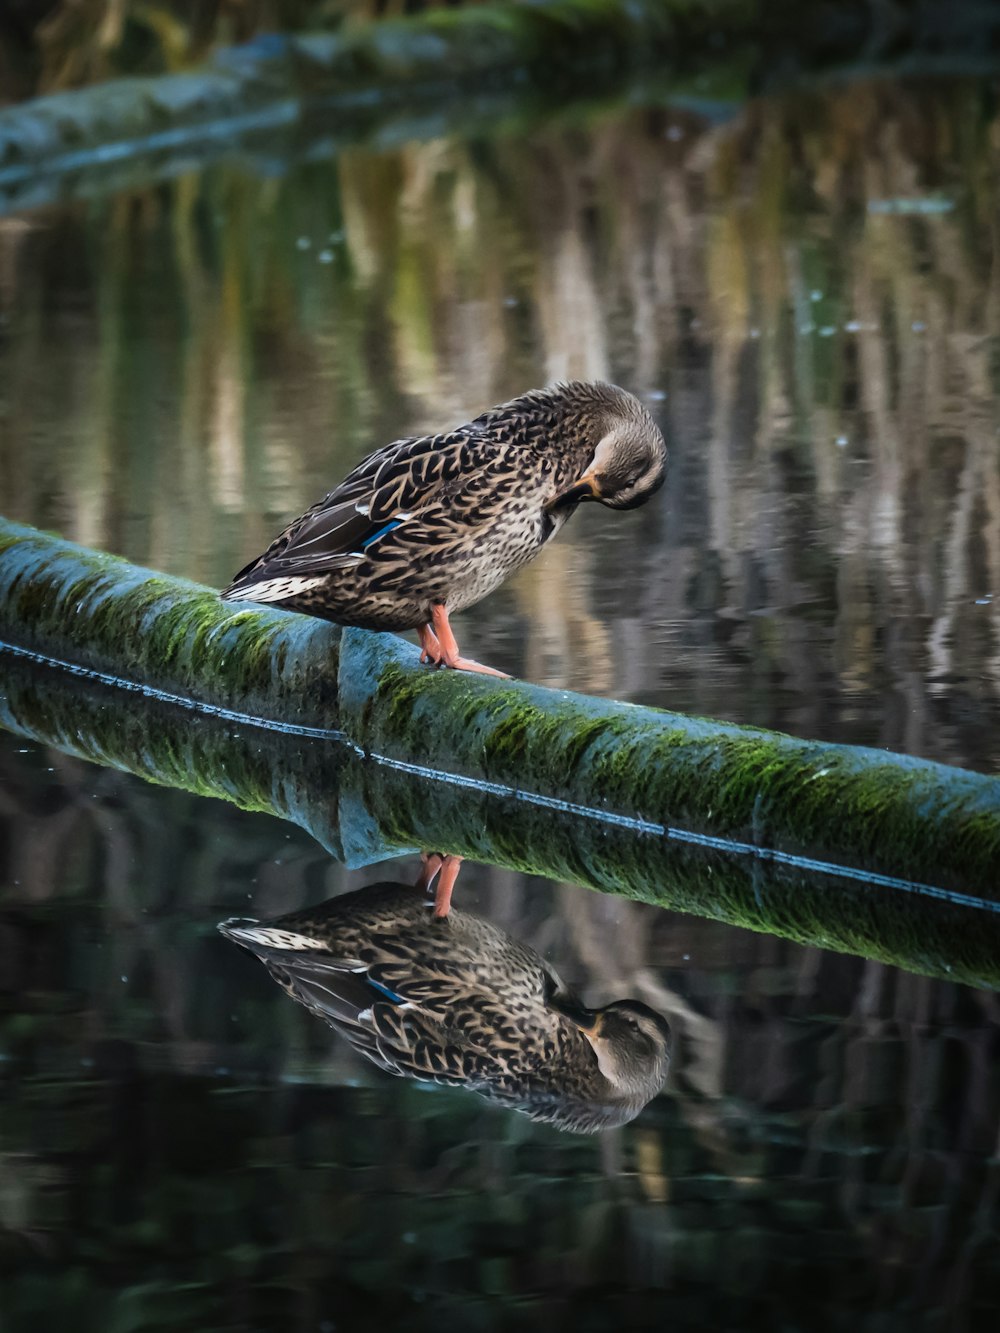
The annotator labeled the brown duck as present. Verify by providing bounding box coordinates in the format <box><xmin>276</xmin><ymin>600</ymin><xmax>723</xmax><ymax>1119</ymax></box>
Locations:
<box><xmin>221</xmin><ymin>381</ymin><xmax>666</xmax><ymax>675</ymax></box>
<box><xmin>219</xmin><ymin>878</ymin><xmax>671</xmax><ymax>1133</ymax></box>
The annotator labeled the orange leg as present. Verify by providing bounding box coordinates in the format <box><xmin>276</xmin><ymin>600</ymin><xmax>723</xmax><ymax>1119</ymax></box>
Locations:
<box><xmin>415</xmin><ymin>852</ymin><xmax>464</xmax><ymax>918</ymax></box>
<box><xmin>431</xmin><ymin>854</ymin><xmax>463</xmax><ymax>919</ymax></box>
<box><xmin>417</xmin><ymin>623</ymin><xmax>441</xmax><ymax>665</ymax></box>
<box><xmin>417</xmin><ymin>604</ymin><xmax>509</xmax><ymax>678</ymax></box>
<box><xmin>415</xmin><ymin>851</ymin><xmax>443</xmax><ymax>892</ymax></box>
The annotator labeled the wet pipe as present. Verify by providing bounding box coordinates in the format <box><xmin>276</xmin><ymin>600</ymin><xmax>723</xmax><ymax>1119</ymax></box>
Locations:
<box><xmin>1</xmin><ymin>516</ymin><xmax>999</xmax><ymax>985</ymax></box>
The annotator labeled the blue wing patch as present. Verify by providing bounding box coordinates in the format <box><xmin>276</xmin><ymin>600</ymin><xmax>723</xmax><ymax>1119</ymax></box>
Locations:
<box><xmin>361</xmin><ymin>519</ymin><xmax>404</xmax><ymax>550</ymax></box>
<box><xmin>366</xmin><ymin>977</ymin><xmax>406</xmax><ymax>1004</ymax></box>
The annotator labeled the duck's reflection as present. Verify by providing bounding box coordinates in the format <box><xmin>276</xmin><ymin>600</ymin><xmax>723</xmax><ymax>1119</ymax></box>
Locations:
<box><xmin>219</xmin><ymin>864</ymin><xmax>670</xmax><ymax>1134</ymax></box>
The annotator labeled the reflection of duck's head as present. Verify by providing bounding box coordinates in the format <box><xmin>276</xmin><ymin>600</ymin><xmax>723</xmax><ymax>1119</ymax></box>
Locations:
<box><xmin>220</xmin><ymin>882</ymin><xmax>671</xmax><ymax>1134</ymax></box>
<box><xmin>553</xmin><ymin>996</ymin><xmax>672</xmax><ymax>1102</ymax></box>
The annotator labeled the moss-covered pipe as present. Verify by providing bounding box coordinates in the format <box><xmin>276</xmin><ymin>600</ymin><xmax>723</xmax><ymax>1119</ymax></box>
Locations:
<box><xmin>341</xmin><ymin>631</ymin><xmax>1000</xmax><ymax>896</ymax></box>
<box><xmin>2</xmin><ymin>516</ymin><xmax>1000</xmax><ymax>903</ymax></box>
<box><xmin>0</xmin><ymin>519</ymin><xmax>342</xmax><ymax>726</ymax></box>
<box><xmin>2</xmin><ymin>648</ymin><xmax>999</xmax><ymax>990</ymax></box>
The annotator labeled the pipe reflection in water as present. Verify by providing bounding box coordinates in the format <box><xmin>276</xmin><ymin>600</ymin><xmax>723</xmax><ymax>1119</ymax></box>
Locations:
<box><xmin>3</xmin><ymin>649</ymin><xmax>1000</xmax><ymax>989</ymax></box>
<box><xmin>220</xmin><ymin>860</ymin><xmax>671</xmax><ymax>1134</ymax></box>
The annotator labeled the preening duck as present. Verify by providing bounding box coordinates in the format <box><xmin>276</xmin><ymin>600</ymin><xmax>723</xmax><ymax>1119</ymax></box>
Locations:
<box><xmin>222</xmin><ymin>381</ymin><xmax>666</xmax><ymax>676</ymax></box>
<box><xmin>220</xmin><ymin>878</ymin><xmax>671</xmax><ymax>1133</ymax></box>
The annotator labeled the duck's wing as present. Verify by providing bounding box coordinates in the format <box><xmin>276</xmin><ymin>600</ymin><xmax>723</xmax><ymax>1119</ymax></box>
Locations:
<box><xmin>265</xmin><ymin>953</ymin><xmax>489</xmax><ymax>1085</ymax></box>
<box><xmin>223</xmin><ymin>427</ymin><xmax>500</xmax><ymax>594</ymax></box>
<box><xmin>219</xmin><ymin>917</ymin><xmax>479</xmax><ymax>1083</ymax></box>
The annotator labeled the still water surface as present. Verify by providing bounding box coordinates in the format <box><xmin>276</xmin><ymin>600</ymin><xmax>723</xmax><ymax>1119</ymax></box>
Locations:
<box><xmin>1</xmin><ymin>69</ymin><xmax>999</xmax><ymax>1328</ymax></box>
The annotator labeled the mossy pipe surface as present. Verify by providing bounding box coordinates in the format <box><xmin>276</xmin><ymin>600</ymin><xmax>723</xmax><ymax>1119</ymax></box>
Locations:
<box><xmin>341</xmin><ymin>631</ymin><xmax>1000</xmax><ymax>895</ymax></box>
<box><xmin>2</xmin><ymin>516</ymin><xmax>999</xmax><ymax>899</ymax></box>
<box><xmin>2</xmin><ymin>650</ymin><xmax>999</xmax><ymax>990</ymax></box>
<box><xmin>0</xmin><ymin>518</ymin><xmax>341</xmax><ymax>726</ymax></box>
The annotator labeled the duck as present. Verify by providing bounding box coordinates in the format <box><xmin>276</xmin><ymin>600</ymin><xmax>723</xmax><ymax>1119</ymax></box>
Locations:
<box><xmin>221</xmin><ymin>381</ymin><xmax>666</xmax><ymax>676</ymax></box>
<box><xmin>219</xmin><ymin>876</ymin><xmax>671</xmax><ymax>1134</ymax></box>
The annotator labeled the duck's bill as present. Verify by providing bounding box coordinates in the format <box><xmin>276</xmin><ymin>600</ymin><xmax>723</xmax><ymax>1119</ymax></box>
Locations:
<box><xmin>544</xmin><ymin>475</ymin><xmax>602</xmax><ymax>512</ymax></box>
<box><xmin>548</xmin><ymin>992</ymin><xmax>604</xmax><ymax>1035</ymax></box>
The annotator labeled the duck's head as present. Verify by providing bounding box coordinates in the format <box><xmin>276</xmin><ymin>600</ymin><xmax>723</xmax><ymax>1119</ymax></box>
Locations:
<box><xmin>554</xmin><ymin>995</ymin><xmax>672</xmax><ymax>1100</ymax></box>
<box><xmin>544</xmin><ymin>383</ymin><xmax>667</xmax><ymax>515</ymax></box>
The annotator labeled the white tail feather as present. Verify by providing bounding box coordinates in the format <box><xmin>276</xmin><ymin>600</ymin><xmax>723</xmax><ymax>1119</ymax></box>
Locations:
<box><xmin>226</xmin><ymin>575</ymin><xmax>328</xmax><ymax>603</ymax></box>
<box><xmin>220</xmin><ymin>920</ymin><xmax>320</xmax><ymax>951</ymax></box>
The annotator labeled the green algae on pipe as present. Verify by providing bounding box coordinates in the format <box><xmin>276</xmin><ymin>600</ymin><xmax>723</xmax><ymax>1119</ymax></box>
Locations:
<box><xmin>340</xmin><ymin>630</ymin><xmax>1000</xmax><ymax>896</ymax></box>
<box><xmin>0</xmin><ymin>519</ymin><xmax>341</xmax><ymax>728</ymax></box>
<box><xmin>2</xmin><ymin>515</ymin><xmax>1000</xmax><ymax>900</ymax></box>
<box><xmin>1</xmin><ymin>649</ymin><xmax>999</xmax><ymax>991</ymax></box>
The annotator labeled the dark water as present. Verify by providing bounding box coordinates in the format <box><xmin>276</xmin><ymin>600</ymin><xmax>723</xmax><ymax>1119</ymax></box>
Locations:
<box><xmin>1</xmin><ymin>71</ymin><xmax>1000</xmax><ymax>1329</ymax></box>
